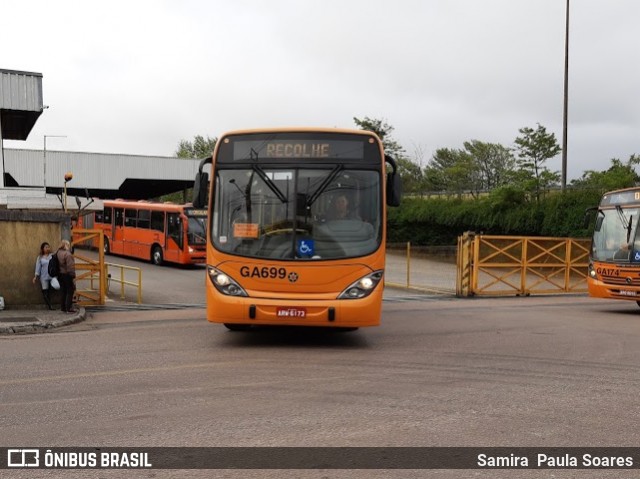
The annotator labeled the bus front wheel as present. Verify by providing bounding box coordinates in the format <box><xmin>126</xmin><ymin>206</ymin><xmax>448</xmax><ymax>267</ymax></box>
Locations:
<box><xmin>151</xmin><ymin>246</ymin><xmax>164</xmax><ymax>266</ymax></box>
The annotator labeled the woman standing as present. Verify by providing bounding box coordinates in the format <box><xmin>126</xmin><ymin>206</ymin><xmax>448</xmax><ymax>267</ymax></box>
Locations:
<box><xmin>56</xmin><ymin>239</ymin><xmax>77</xmax><ymax>313</ymax></box>
<box><xmin>32</xmin><ymin>242</ymin><xmax>54</xmax><ymax>310</ymax></box>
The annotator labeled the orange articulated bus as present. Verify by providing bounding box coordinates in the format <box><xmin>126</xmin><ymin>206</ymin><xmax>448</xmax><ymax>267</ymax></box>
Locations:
<box><xmin>89</xmin><ymin>199</ymin><xmax>207</xmax><ymax>265</ymax></box>
<box><xmin>192</xmin><ymin>128</ymin><xmax>401</xmax><ymax>330</ymax></box>
<box><xmin>587</xmin><ymin>187</ymin><xmax>640</xmax><ymax>306</ymax></box>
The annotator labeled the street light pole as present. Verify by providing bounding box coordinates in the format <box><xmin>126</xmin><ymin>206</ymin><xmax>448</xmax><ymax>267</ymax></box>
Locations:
<box><xmin>43</xmin><ymin>135</ymin><xmax>67</xmax><ymax>191</ymax></box>
<box><xmin>561</xmin><ymin>0</ymin><xmax>570</xmax><ymax>190</ymax></box>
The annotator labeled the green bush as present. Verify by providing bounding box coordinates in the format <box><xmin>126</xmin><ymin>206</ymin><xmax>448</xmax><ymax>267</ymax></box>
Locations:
<box><xmin>387</xmin><ymin>189</ymin><xmax>603</xmax><ymax>245</ymax></box>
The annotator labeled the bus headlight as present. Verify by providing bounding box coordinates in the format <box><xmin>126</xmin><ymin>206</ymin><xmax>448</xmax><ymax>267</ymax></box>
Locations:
<box><xmin>207</xmin><ymin>266</ymin><xmax>248</xmax><ymax>297</ymax></box>
<box><xmin>588</xmin><ymin>263</ymin><xmax>597</xmax><ymax>278</ymax></box>
<box><xmin>338</xmin><ymin>270</ymin><xmax>383</xmax><ymax>299</ymax></box>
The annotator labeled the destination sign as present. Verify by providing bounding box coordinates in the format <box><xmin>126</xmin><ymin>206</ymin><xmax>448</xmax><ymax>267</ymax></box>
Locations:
<box><xmin>231</xmin><ymin>140</ymin><xmax>364</xmax><ymax>161</ymax></box>
<box><xmin>185</xmin><ymin>209</ymin><xmax>207</xmax><ymax>216</ymax></box>
<box><xmin>600</xmin><ymin>190</ymin><xmax>640</xmax><ymax>206</ymax></box>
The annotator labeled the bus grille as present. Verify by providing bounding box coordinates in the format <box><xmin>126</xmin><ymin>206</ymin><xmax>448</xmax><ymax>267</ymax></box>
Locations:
<box><xmin>602</xmin><ymin>275</ymin><xmax>640</xmax><ymax>287</ymax></box>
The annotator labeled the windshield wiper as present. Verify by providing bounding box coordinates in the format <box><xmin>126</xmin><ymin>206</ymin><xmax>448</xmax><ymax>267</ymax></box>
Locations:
<box><xmin>616</xmin><ymin>205</ymin><xmax>634</xmax><ymax>243</ymax></box>
<box><xmin>306</xmin><ymin>165</ymin><xmax>344</xmax><ymax>207</ymax></box>
<box><xmin>252</xmin><ymin>165</ymin><xmax>288</xmax><ymax>203</ymax></box>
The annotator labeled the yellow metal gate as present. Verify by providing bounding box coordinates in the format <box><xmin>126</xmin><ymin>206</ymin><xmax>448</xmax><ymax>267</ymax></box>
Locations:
<box><xmin>457</xmin><ymin>234</ymin><xmax>590</xmax><ymax>297</ymax></box>
<box><xmin>71</xmin><ymin>228</ymin><xmax>106</xmax><ymax>306</ymax></box>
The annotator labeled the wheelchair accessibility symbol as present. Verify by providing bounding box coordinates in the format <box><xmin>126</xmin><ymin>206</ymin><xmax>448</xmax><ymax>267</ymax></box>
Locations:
<box><xmin>297</xmin><ymin>239</ymin><xmax>315</xmax><ymax>257</ymax></box>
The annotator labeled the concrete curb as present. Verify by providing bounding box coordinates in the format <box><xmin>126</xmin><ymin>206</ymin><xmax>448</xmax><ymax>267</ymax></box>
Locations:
<box><xmin>0</xmin><ymin>308</ymin><xmax>86</xmax><ymax>334</ymax></box>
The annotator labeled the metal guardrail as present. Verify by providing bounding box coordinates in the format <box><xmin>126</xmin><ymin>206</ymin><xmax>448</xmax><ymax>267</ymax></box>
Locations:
<box><xmin>71</xmin><ymin>228</ymin><xmax>142</xmax><ymax>305</ymax></box>
<box><xmin>457</xmin><ymin>233</ymin><xmax>590</xmax><ymax>297</ymax></box>
<box><xmin>105</xmin><ymin>262</ymin><xmax>143</xmax><ymax>304</ymax></box>
<box><xmin>72</xmin><ymin>229</ymin><xmax>105</xmax><ymax>306</ymax></box>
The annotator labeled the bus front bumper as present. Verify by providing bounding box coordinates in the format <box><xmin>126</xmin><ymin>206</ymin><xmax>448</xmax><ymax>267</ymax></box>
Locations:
<box><xmin>206</xmin><ymin>288</ymin><xmax>383</xmax><ymax>328</ymax></box>
<box><xmin>588</xmin><ymin>277</ymin><xmax>640</xmax><ymax>301</ymax></box>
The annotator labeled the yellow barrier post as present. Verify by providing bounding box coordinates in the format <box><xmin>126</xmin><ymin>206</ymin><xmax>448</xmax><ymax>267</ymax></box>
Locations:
<box><xmin>71</xmin><ymin>228</ymin><xmax>105</xmax><ymax>306</ymax></box>
<box><xmin>104</xmin><ymin>262</ymin><xmax>142</xmax><ymax>304</ymax></box>
<box><xmin>472</xmin><ymin>235</ymin><xmax>480</xmax><ymax>293</ymax></box>
<box><xmin>521</xmin><ymin>238</ymin><xmax>528</xmax><ymax>295</ymax></box>
<box><xmin>406</xmin><ymin>241</ymin><xmax>411</xmax><ymax>289</ymax></box>
<box><xmin>120</xmin><ymin>265</ymin><xmax>125</xmax><ymax>299</ymax></box>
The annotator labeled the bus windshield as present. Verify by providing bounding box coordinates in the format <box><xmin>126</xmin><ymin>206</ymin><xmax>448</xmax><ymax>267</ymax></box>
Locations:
<box><xmin>187</xmin><ymin>215</ymin><xmax>207</xmax><ymax>246</ymax></box>
<box><xmin>592</xmin><ymin>207</ymin><xmax>640</xmax><ymax>262</ymax></box>
<box><xmin>211</xmin><ymin>168</ymin><xmax>381</xmax><ymax>260</ymax></box>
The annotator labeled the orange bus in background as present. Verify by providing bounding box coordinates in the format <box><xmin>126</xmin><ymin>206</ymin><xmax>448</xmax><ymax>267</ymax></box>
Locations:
<box><xmin>192</xmin><ymin>128</ymin><xmax>401</xmax><ymax>330</ymax></box>
<box><xmin>588</xmin><ymin>187</ymin><xmax>640</xmax><ymax>306</ymax></box>
<box><xmin>89</xmin><ymin>199</ymin><xmax>207</xmax><ymax>265</ymax></box>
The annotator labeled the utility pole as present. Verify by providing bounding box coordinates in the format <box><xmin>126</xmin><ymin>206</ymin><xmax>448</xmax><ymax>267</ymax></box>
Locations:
<box><xmin>561</xmin><ymin>0</ymin><xmax>570</xmax><ymax>190</ymax></box>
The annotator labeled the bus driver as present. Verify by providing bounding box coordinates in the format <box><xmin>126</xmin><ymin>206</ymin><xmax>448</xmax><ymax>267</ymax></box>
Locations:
<box><xmin>326</xmin><ymin>193</ymin><xmax>360</xmax><ymax>221</ymax></box>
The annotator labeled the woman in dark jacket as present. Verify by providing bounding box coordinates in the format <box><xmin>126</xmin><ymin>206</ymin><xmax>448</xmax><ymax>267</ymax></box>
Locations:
<box><xmin>56</xmin><ymin>239</ymin><xmax>77</xmax><ymax>313</ymax></box>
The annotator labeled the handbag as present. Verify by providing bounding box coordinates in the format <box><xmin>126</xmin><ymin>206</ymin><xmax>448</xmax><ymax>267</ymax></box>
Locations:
<box><xmin>50</xmin><ymin>277</ymin><xmax>61</xmax><ymax>290</ymax></box>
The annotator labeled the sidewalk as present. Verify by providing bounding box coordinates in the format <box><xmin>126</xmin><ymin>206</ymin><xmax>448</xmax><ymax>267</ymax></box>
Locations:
<box><xmin>0</xmin><ymin>308</ymin><xmax>86</xmax><ymax>334</ymax></box>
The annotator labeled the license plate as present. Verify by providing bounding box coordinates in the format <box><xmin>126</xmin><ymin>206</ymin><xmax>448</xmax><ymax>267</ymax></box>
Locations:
<box><xmin>276</xmin><ymin>307</ymin><xmax>307</xmax><ymax>318</ymax></box>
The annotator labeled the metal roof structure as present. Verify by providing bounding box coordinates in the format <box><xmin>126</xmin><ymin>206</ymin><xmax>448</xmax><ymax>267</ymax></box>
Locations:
<box><xmin>3</xmin><ymin>148</ymin><xmax>202</xmax><ymax>200</ymax></box>
<box><xmin>0</xmin><ymin>67</ymin><xmax>199</xmax><ymax>201</ymax></box>
<box><xmin>0</xmin><ymin>69</ymin><xmax>43</xmax><ymax>140</ymax></box>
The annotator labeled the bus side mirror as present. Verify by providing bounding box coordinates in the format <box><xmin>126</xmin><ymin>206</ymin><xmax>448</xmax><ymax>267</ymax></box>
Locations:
<box><xmin>583</xmin><ymin>207</ymin><xmax>598</xmax><ymax>229</ymax></box>
<box><xmin>385</xmin><ymin>155</ymin><xmax>402</xmax><ymax>207</ymax></box>
<box><xmin>193</xmin><ymin>156</ymin><xmax>212</xmax><ymax>209</ymax></box>
<box><xmin>192</xmin><ymin>171</ymin><xmax>208</xmax><ymax>209</ymax></box>
<box><xmin>387</xmin><ymin>172</ymin><xmax>402</xmax><ymax>207</ymax></box>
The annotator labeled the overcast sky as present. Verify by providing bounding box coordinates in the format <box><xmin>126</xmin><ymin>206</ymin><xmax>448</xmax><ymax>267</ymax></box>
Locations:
<box><xmin>3</xmin><ymin>0</ymin><xmax>639</xmax><ymax>179</ymax></box>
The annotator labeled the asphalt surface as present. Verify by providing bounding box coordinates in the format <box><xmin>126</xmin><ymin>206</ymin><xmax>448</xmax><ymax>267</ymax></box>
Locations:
<box><xmin>4</xmin><ymin>295</ymin><xmax>640</xmax><ymax>479</ymax></box>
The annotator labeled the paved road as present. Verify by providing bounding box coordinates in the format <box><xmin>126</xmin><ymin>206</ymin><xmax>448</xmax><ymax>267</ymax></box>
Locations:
<box><xmin>3</xmin><ymin>291</ymin><xmax>640</xmax><ymax>478</ymax></box>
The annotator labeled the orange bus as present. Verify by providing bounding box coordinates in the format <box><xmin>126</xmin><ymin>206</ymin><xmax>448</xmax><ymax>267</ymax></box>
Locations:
<box><xmin>587</xmin><ymin>187</ymin><xmax>640</xmax><ymax>306</ymax></box>
<box><xmin>192</xmin><ymin>127</ymin><xmax>401</xmax><ymax>330</ymax></box>
<box><xmin>91</xmin><ymin>199</ymin><xmax>207</xmax><ymax>265</ymax></box>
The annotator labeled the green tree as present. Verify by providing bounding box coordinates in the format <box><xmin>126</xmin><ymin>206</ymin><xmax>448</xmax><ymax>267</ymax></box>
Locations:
<box><xmin>422</xmin><ymin>141</ymin><xmax>516</xmax><ymax>198</ymax></box>
<box><xmin>425</xmin><ymin>147</ymin><xmax>476</xmax><ymax>197</ymax></box>
<box><xmin>175</xmin><ymin>135</ymin><xmax>217</xmax><ymax>159</ymax></box>
<box><xmin>353</xmin><ymin>116</ymin><xmax>425</xmax><ymax>194</ymax></box>
<box><xmin>463</xmin><ymin>140</ymin><xmax>516</xmax><ymax>191</ymax></box>
<box><xmin>571</xmin><ymin>155</ymin><xmax>640</xmax><ymax>191</ymax></box>
<box><xmin>160</xmin><ymin>135</ymin><xmax>217</xmax><ymax>203</ymax></box>
<box><xmin>513</xmin><ymin>124</ymin><xmax>561</xmax><ymax>203</ymax></box>
<box><xmin>353</xmin><ymin>116</ymin><xmax>404</xmax><ymax>158</ymax></box>
<box><xmin>396</xmin><ymin>157</ymin><xmax>425</xmax><ymax>195</ymax></box>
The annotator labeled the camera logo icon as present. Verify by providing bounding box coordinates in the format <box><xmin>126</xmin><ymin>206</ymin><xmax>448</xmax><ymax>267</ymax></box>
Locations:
<box><xmin>7</xmin><ymin>449</ymin><xmax>39</xmax><ymax>468</ymax></box>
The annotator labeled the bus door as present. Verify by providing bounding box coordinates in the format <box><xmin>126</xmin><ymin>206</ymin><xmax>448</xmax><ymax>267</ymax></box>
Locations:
<box><xmin>101</xmin><ymin>206</ymin><xmax>114</xmax><ymax>247</ymax></box>
<box><xmin>113</xmin><ymin>207</ymin><xmax>125</xmax><ymax>253</ymax></box>
<box><xmin>150</xmin><ymin>209</ymin><xmax>165</xmax><ymax>245</ymax></box>
<box><xmin>164</xmin><ymin>212</ymin><xmax>184</xmax><ymax>262</ymax></box>
<box><xmin>123</xmin><ymin>209</ymin><xmax>137</xmax><ymax>257</ymax></box>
